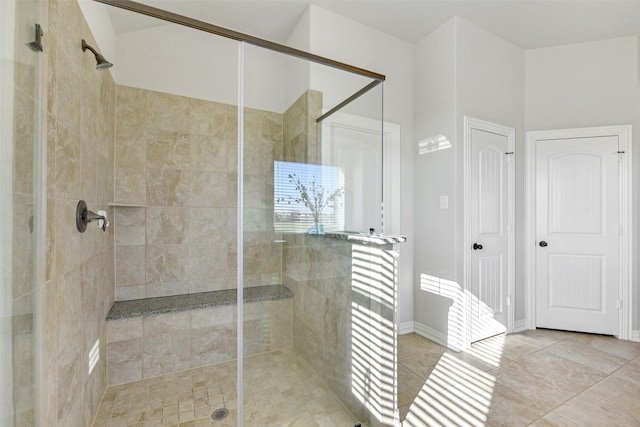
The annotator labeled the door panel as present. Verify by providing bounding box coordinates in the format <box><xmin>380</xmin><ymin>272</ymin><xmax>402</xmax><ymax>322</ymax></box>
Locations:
<box><xmin>469</xmin><ymin>123</ymin><xmax>513</xmax><ymax>342</ymax></box>
<box><xmin>323</xmin><ymin>121</ymin><xmax>382</xmax><ymax>232</ymax></box>
<box><xmin>479</xmin><ymin>146</ymin><xmax>503</xmax><ymax>235</ymax></box>
<box><xmin>535</xmin><ymin>136</ymin><xmax>618</xmax><ymax>335</ymax></box>
<box><xmin>479</xmin><ymin>254</ymin><xmax>504</xmax><ymax>314</ymax></box>
<box><xmin>548</xmin><ymin>254</ymin><xmax>603</xmax><ymax>310</ymax></box>
<box><xmin>550</xmin><ymin>153</ymin><xmax>603</xmax><ymax>234</ymax></box>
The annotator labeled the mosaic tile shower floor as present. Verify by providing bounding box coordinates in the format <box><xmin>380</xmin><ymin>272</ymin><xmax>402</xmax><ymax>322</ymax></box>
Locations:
<box><xmin>92</xmin><ymin>348</ymin><xmax>357</xmax><ymax>427</ymax></box>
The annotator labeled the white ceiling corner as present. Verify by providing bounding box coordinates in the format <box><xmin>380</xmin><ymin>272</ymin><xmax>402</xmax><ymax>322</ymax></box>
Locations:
<box><xmin>104</xmin><ymin>0</ymin><xmax>640</xmax><ymax>50</ymax></box>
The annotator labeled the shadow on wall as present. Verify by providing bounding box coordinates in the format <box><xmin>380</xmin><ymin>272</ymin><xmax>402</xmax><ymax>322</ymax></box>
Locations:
<box><xmin>420</xmin><ymin>274</ymin><xmax>506</xmax><ymax>351</ymax></box>
<box><xmin>420</xmin><ymin>274</ymin><xmax>462</xmax><ymax>350</ymax></box>
<box><xmin>350</xmin><ymin>244</ymin><xmax>398</xmax><ymax>426</ymax></box>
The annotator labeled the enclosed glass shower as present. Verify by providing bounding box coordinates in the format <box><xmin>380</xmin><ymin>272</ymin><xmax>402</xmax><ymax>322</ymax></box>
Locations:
<box><xmin>2</xmin><ymin>0</ymin><xmax>401</xmax><ymax>425</ymax></box>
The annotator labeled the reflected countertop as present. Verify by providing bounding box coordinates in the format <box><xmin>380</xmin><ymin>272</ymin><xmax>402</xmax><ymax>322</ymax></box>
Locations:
<box><xmin>328</xmin><ymin>231</ymin><xmax>407</xmax><ymax>246</ymax></box>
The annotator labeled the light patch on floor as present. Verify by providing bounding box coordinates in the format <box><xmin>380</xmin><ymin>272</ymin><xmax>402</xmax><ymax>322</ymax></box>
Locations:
<box><xmin>399</xmin><ymin>329</ymin><xmax>640</xmax><ymax>426</ymax></box>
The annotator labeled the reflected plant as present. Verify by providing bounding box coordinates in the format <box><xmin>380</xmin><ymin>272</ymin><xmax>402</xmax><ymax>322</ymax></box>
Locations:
<box><xmin>278</xmin><ymin>173</ymin><xmax>344</xmax><ymax>233</ymax></box>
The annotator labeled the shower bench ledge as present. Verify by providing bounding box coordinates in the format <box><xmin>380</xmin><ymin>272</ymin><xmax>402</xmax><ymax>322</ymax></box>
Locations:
<box><xmin>106</xmin><ymin>284</ymin><xmax>293</xmax><ymax>321</ymax></box>
<box><xmin>106</xmin><ymin>284</ymin><xmax>294</xmax><ymax>384</ymax></box>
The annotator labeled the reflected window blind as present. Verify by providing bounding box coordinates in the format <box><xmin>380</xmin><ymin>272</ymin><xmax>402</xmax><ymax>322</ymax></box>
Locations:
<box><xmin>274</xmin><ymin>161</ymin><xmax>345</xmax><ymax>233</ymax></box>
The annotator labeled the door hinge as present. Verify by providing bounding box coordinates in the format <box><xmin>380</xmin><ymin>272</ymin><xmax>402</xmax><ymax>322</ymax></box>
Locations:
<box><xmin>616</xmin><ymin>300</ymin><xmax>623</xmax><ymax>310</ymax></box>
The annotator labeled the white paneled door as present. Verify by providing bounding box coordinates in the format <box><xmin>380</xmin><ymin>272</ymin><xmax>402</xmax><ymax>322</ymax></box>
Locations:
<box><xmin>466</xmin><ymin>118</ymin><xmax>514</xmax><ymax>343</ymax></box>
<box><xmin>535</xmin><ymin>135</ymin><xmax>620</xmax><ymax>335</ymax></box>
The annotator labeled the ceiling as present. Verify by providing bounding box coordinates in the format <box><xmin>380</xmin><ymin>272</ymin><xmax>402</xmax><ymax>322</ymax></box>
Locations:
<box><xmin>106</xmin><ymin>0</ymin><xmax>640</xmax><ymax>49</ymax></box>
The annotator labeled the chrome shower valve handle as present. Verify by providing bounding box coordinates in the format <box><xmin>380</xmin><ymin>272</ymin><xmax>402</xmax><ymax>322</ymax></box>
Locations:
<box><xmin>76</xmin><ymin>200</ymin><xmax>108</xmax><ymax>232</ymax></box>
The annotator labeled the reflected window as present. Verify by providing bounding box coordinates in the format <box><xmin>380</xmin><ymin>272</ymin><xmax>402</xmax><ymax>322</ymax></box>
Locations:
<box><xmin>274</xmin><ymin>161</ymin><xmax>345</xmax><ymax>233</ymax></box>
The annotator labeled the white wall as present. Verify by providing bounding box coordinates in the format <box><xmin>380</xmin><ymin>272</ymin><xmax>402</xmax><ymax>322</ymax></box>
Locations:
<box><xmin>412</xmin><ymin>17</ymin><xmax>525</xmax><ymax>346</ymax></box>
<box><xmin>413</xmin><ymin>19</ymin><xmax>458</xmax><ymax>337</ymax></box>
<box><xmin>284</xmin><ymin>7</ymin><xmax>311</xmax><ymax>109</ymax></box>
<box><xmin>525</xmin><ymin>36</ymin><xmax>640</xmax><ymax>331</ymax></box>
<box><xmin>526</xmin><ymin>37</ymin><xmax>639</xmax><ymax>131</ymax></box>
<box><xmin>78</xmin><ymin>0</ymin><xmax>117</xmax><ymax>68</ymax></box>
<box><xmin>115</xmin><ymin>24</ymin><xmax>288</xmax><ymax>112</ymax></box>
<box><xmin>306</xmin><ymin>5</ymin><xmax>416</xmax><ymax>324</ymax></box>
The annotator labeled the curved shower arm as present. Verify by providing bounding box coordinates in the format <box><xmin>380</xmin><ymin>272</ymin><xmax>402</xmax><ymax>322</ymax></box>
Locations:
<box><xmin>81</xmin><ymin>39</ymin><xmax>99</xmax><ymax>56</ymax></box>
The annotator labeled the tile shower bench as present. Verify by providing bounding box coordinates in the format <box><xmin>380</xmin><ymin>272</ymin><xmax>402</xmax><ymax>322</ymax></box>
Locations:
<box><xmin>106</xmin><ymin>285</ymin><xmax>293</xmax><ymax>385</ymax></box>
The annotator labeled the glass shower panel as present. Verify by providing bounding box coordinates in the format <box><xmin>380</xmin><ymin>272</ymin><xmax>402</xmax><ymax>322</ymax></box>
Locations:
<box><xmin>333</xmin><ymin>82</ymin><xmax>399</xmax><ymax>427</ymax></box>
<box><xmin>241</xmin><ymin>43</ymin><xmax>393</xmax><ymax>426</ymax></box>
<box><xmin>92</xmin><ymin>5</ymin><xmax>241</xmax><ymax>423</ymax></box>
<box><xmin>1</xmin><ymin>0</ymin><xmax>45</xmax><ymax>425</ymax></box>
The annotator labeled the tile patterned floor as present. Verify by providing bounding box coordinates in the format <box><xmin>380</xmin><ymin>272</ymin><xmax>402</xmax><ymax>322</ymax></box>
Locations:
<box><xmin>399</xmin><ymin>329</ymin><xmax>640</xmax><ymax>427</ymax></box>
<box><xmin>95</xmin><ymin>329</ymin><xmax>640</xmax><ymax>427</ymax></box>
<box><xmin>92</xmin><ymin>348</ymin><xmax>356</xmax><ymax>427</ymax></box>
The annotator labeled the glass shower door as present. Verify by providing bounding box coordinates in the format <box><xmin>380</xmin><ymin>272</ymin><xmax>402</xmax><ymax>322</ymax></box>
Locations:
<box><xmin>240</xmin><ymin>42</ymin><xmax>396</xmax><ymax>426</ymax></box>
<box><xmin>1</xmin><ymin>0</ymin><xmax>45</xmax><ymax>424</ymax></box>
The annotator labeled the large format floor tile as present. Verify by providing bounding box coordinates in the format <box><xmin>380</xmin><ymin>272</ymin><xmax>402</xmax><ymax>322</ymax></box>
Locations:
<box><xmin>400</xmin><ymin>330</ymin><xmax>640</xmax><ymax>427</ymax></box>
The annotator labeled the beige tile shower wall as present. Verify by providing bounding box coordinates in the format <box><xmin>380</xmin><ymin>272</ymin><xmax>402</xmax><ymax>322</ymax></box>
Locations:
<box><xmin>240</xmin><ymin>107</ymin><xmax>285</xmax><ymax>287</ymax></box>
<box><xmin>114</xmin><ymin>86</ymin><xmax>284</xmax><ymax>300</ymax></box>
<box><xmin>284</xmin><ymin>236</ymin><xmax>398</xmax><ymax>425</ymax></box>
<box><xmin>106</xmin><ymin>299</ymin><xmax>292</xmax><ymax>384</ymax></box>
<box><xmin>10</xmin><ymin>0</ymin><xmax>42</xmax><ymax>424</ymax></box>
<box><xmin>283</xmin><ymin>236</ymin><xmax>355</xmax><ymax>403</ymax></box>
<box><xmin>42</xmin><ymin>1</ymin><xmax>116</xmax><ymax>426</ymax></box>
<box><xmin>283</xmin><ymin>89</ymin><xmax>322</xmax><ymax>164</ymax></box>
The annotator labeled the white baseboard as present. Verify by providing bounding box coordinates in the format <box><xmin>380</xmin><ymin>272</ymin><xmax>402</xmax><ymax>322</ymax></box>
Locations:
<box><xmin>413</xmin><ymin>321</ymin><xmax>448</xmax><ymax>348</ymax></box>
<box><xmin>397</xmin><ymin>320</ymin><xmax>448</xmax><ymax>348</ymax></box>
<box><xmin>632</xmin><ymin>330</ymin><xmax>640</xmax><ymax>342</ymax></box>
<box><xmin>400</xmin><ymin>321</ymin><xmax>533</xmax><ymax>347</ymax></box>
<box><xmin>398</xmin><ymin>321</ymin><xmax>415</xmax><ymax>335</ymax></box>
<box><xmin>514</xmin><ymin>319</ymin><xmax>527</xmax><ymax>333</ymax></box>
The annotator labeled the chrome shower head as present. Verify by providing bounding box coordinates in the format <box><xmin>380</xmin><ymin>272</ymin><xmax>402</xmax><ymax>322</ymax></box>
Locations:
<box><xmin>81</xmin><ymin>39</ymin><xmax>113</xmax><ymax>70</ymax></box>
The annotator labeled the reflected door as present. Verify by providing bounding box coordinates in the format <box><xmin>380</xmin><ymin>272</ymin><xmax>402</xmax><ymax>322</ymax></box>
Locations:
<box><xmin>468</xmin><ymin>119</ymin><xmax>514</xmax><ymax>343</ymax></box>
<box><xmin>535</xmin><ymin>135</ymin><xmax>619</xmax><ymax>335</ymax></box>
<box><xmin>322</xmin><ymin>115</ymin><xmax>382</xmax><ymax>232</ymax></box>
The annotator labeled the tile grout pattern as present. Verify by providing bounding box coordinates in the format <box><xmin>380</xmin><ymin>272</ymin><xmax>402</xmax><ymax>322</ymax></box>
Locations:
<box><xmin>399</xmin><ymin>329</ymin><xmax>640</xmax><ymax>427</ymax></box>
<box><xmin>92</xmin><ymin>347</ymin><xmax>356</xmax><ymax>427</ymax></box>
